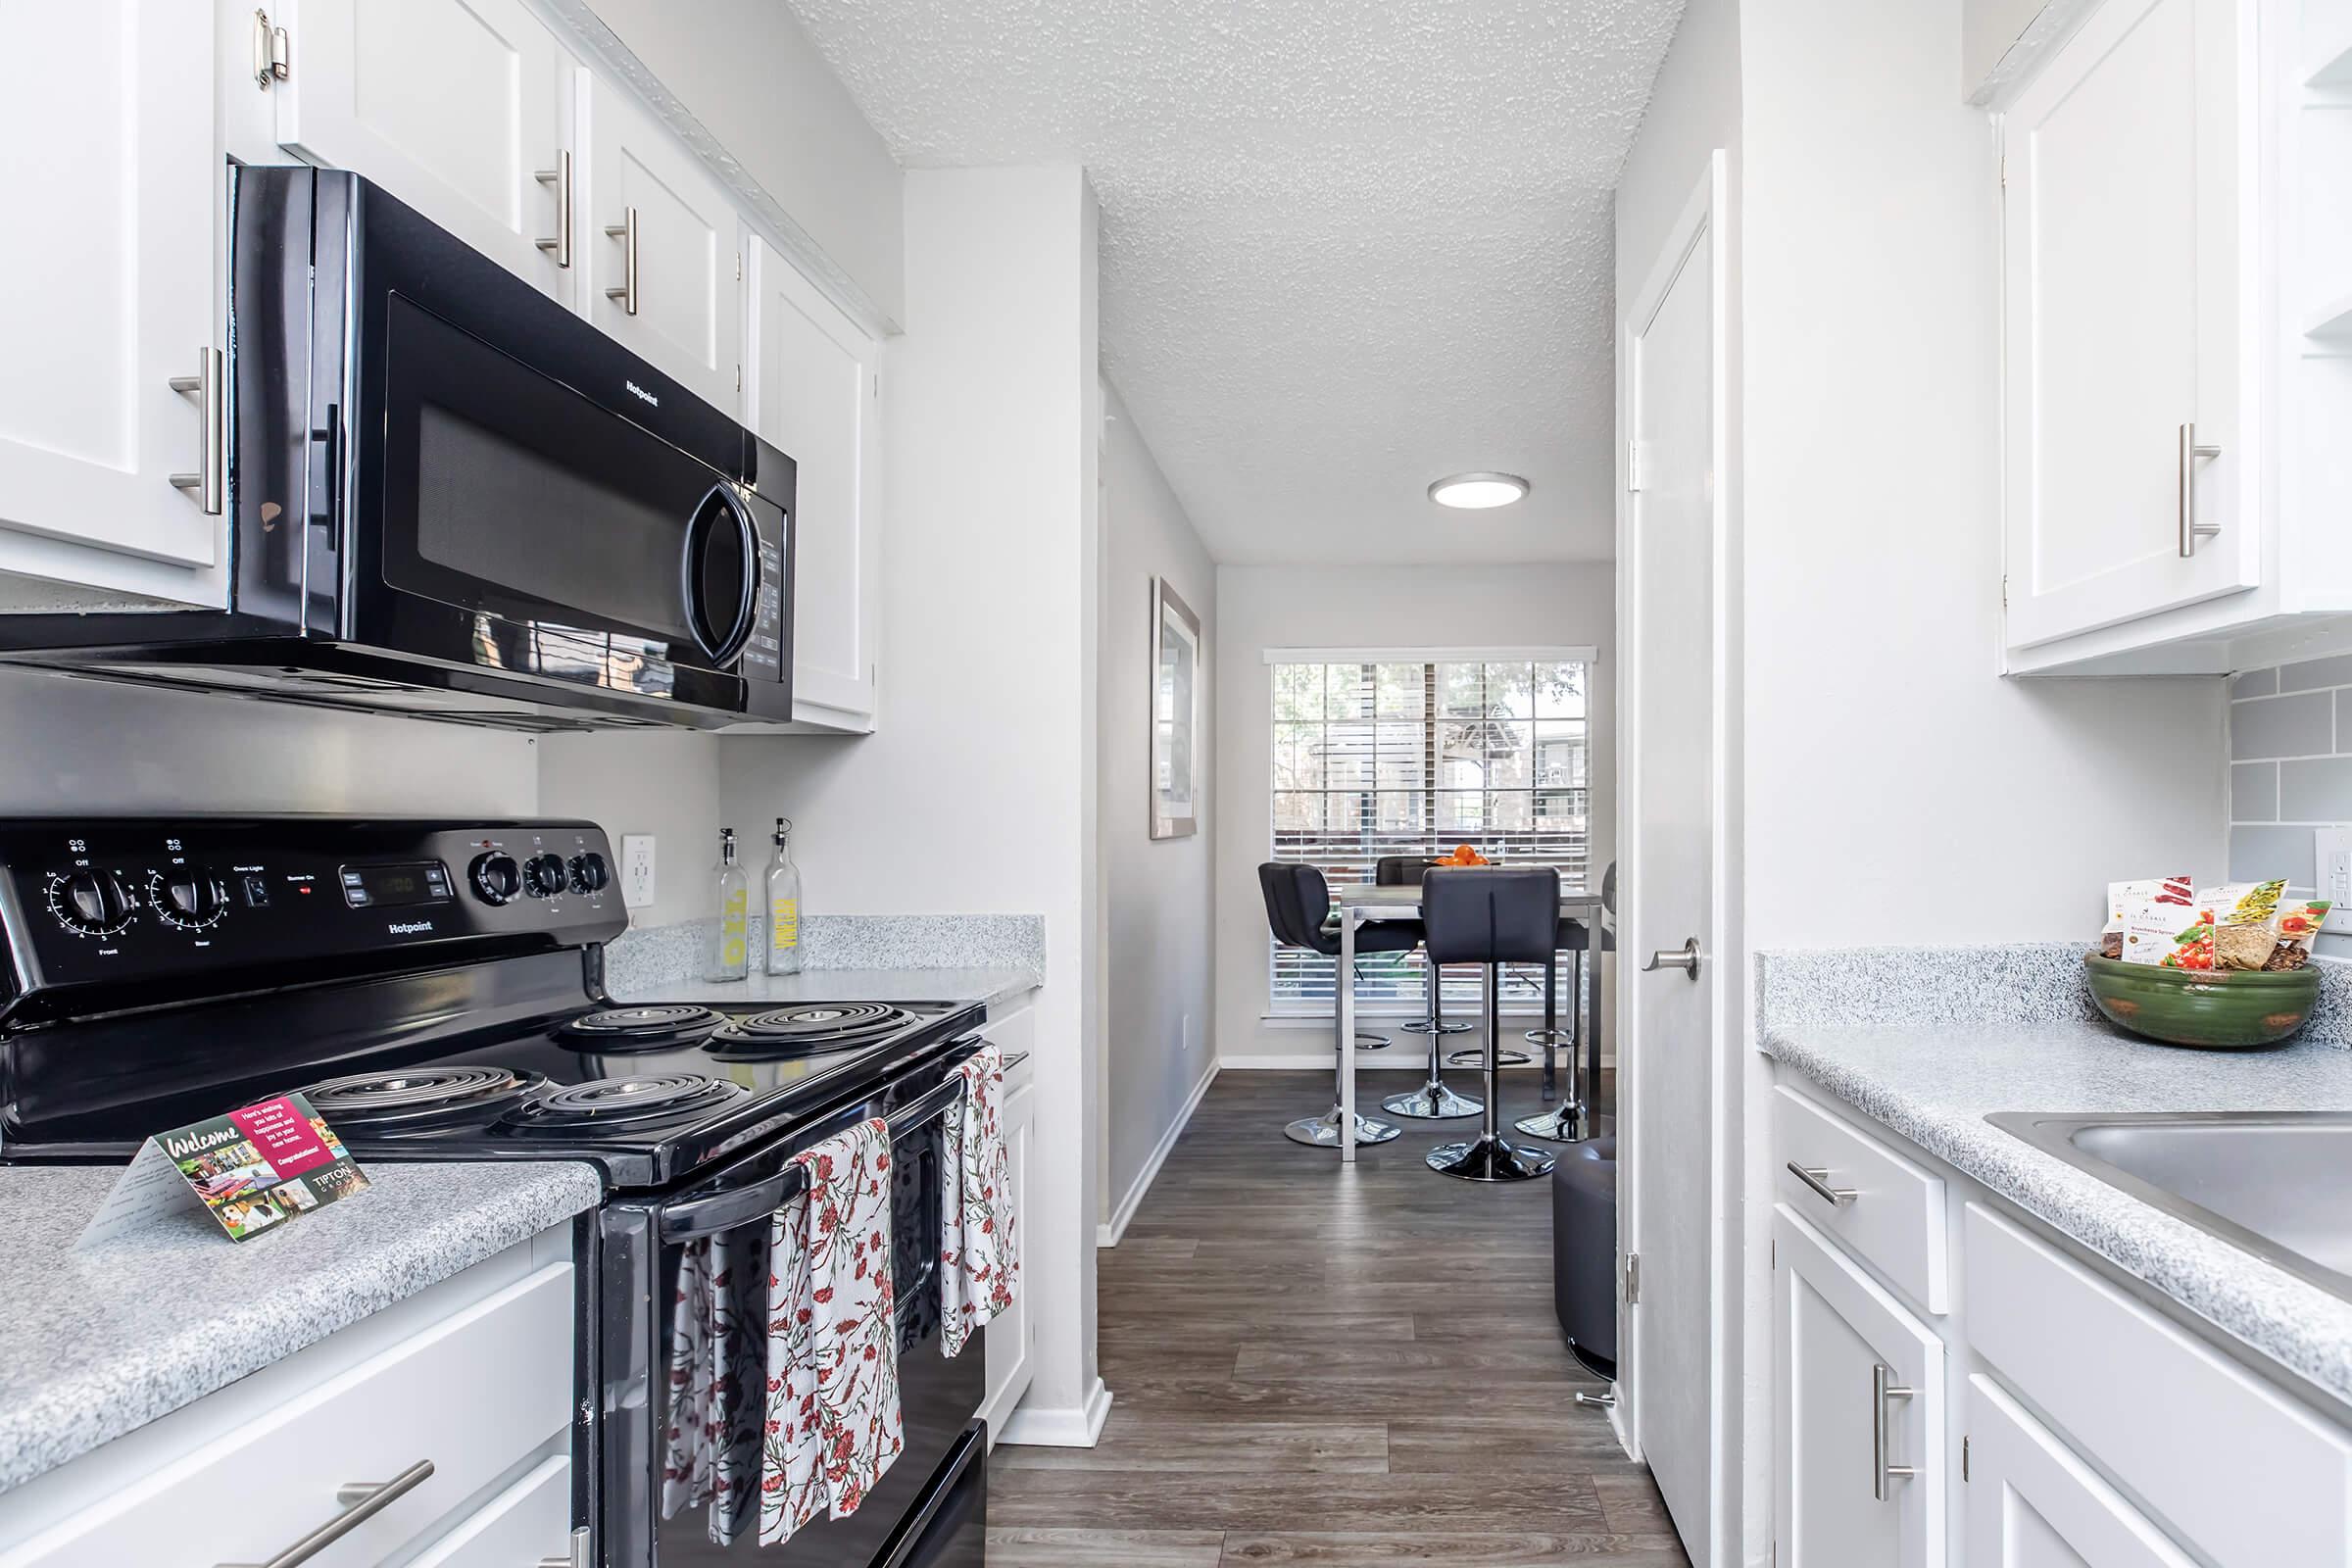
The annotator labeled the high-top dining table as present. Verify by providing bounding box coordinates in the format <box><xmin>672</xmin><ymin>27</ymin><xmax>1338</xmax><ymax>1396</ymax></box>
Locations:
<box><xmin>1332</xmin><ymin>881</ymin><xmax>1611</xmax><ymax>1160</ymax></box>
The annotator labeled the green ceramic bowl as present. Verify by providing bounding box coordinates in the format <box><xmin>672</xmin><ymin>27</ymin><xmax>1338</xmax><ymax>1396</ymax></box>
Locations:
<box><xmin>2082</xmin><ymin>955</ymin><xmax>2321</xmax><ymax>1049</ymax></box>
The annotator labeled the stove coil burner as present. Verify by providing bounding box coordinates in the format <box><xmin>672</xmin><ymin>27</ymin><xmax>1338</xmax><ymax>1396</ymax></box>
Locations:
<box><xmin>708</xmin><ymin>1003</ymin><xmax>918</xmax><ymax>1058</ymax></box>
<box><xmin>303</xmin><ymin>1065</ymin><xmax>544</xmax><ymax>1132</ymax></box>
<box><xmin>555</xmin><ymin>1004</ymin><xmax>724</xmax><ymax>1052</ymax></box>
<box><xmin>511</xmin><ymin>1073</ymin><xmax>746</xmax><ymax>1129</ymax></box>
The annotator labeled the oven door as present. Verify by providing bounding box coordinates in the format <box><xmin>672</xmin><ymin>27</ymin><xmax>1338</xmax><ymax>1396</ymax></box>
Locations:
<box><xmin>872</xmin><ymin>1424</ymin><xmax>987</xmax><ymax>1568</ymax></box>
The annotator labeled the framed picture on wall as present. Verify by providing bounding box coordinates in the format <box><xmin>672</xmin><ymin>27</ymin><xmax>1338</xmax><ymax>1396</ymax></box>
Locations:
<box><xmin>1152</xmin><ymin>577</ymin><xmax>1200</xmax><ymax>840</ymax></box>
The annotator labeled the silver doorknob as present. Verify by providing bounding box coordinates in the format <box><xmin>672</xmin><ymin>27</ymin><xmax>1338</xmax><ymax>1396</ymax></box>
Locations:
<box><xmin>1642</xmin><ymin>937</ymin><xmax>1701</xmax><ymax>980</ymax></box>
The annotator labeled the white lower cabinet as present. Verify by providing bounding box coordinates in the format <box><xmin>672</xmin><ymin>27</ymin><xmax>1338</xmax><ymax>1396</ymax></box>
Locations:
<box><xmin>1964</xmin><ymin>1375</ymin><xmax>2194</xmax><ymax>1568</ymax></box>
<box><xmin>982</xmin><ymin>1016</ymin><xmax>1038</xmax><ymax>1441</ymax></box>
<box><xmin>0</xmin><ymin>1236</ymin><xmax>576</xmax><ymax>1567</ymax></box>
<box><xmin>1776</xmin><ymin>1205</ymin><xmax>1947</xmax><ymax>1568</ymax></box>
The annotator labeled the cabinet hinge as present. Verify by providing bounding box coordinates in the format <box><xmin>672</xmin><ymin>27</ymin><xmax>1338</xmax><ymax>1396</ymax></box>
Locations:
<box><xmin>252</xmin><ymin>8</ymin><xmax>290</xmax><ymax>88</ymax></box>
<box><xmin>737</xmin><ymin>251</ymin><xmax>744</xmax><ymax>282</ymax></box>
<box><xmin>1625</xmin><ymin>1251</ymin><xmax>1642</xmax><ymax>1304</ymax></box>
<box><xmin>2001</xmin><ymin>574</ymin><xmax>2008</xmax><ymax>610</ymax></box>
<box><xmin>1962</xmin><ymin>1436</ymin><xmax>1970</xmax><ymax>1482</ymax></box>
<box><xmin>1626</xmin><ymin>439</ymin><xmax>1643</xmax><ymax>493</ymax></box>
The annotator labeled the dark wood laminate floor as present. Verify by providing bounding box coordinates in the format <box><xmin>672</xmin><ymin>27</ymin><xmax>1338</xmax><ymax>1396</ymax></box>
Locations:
<box><xmin>986</xmin><ymin>1068</ymin><xmax>1691</xmax><ymax>1567</ymax></box>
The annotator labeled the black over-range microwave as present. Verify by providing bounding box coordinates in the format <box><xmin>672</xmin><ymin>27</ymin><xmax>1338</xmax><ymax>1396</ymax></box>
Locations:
<box><xmin>0</xmin><ymin>168</ymin><xmax>794</xmax><ymax>731</ymax></box>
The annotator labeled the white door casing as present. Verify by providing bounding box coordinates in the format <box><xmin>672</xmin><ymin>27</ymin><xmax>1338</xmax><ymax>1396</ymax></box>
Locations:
<box><xmin>1618</xmin><ymin>152</ymin><xmax>1732</xmax><ymax>1568</ymax></box>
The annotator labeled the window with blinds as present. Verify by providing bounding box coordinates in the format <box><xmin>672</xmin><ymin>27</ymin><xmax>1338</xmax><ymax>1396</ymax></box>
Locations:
<box><xmin>1268</xmin><ymin>654</ymin><xmax>1591</xmax><ymax>1010</ymax></box>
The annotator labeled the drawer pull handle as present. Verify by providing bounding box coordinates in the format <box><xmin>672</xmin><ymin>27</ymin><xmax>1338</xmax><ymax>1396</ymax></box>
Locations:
<box><xmin>1787</xmin><ymin>1161</ymin><xmax>1857</xmax><ymax>1207</ymax></box>
<box><xmin>217</xmin><ymin>1458</ymin><xmax>433</xmax><ymax>1567</ymax></box>
<box><xmin>1872</xmin><ymin>1363</ymin><xmax>1915</xmax><ymax>1500</ymax></box>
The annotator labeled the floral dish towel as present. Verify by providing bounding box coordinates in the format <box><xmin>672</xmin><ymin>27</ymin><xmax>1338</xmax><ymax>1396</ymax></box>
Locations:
<box><xmin>941</xmin><ymin>1046</ymin><xmax>1018</xmax><ymax>1358</ymax></box>
<box><xmin>760</xmin><ymin>1115</ymin><xmax>904</xmax><ymax>1546</ymax></box>
<box><xmin>656</xmin><ymin>1227</ymin><xmax>767</xmax><ymax>1545</ymax></box>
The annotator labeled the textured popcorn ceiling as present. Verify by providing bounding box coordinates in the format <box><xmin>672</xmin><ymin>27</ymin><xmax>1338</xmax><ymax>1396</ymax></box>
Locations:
<box><xmin>782</xmin><ymin>0</ymin><xmax>1686</xmax><ymax>564</ymax></box>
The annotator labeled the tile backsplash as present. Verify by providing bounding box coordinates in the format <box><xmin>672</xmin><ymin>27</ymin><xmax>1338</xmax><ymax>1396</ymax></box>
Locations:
<box><xmin>2230</xmin><ymin>657</ymin><xmax>2352</xmax><ymax>956</ymax></box>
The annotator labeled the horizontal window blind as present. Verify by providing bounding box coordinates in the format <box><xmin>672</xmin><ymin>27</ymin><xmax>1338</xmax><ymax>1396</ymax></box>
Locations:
<box><xmin>1268</xmin><ymin>656</ymin><xmax>1590</xmax><ymax>1010</ymax></box>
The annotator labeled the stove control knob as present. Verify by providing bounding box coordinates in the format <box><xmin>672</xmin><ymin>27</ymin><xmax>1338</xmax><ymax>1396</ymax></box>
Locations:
<box><xmin>46</xmin><ymin>869</ymin><xmax>137</xmax><ymax>937</ymax></box>
<box><xmin>470</xmin><ymin>852</ymin><xmax>522</xmax><ymax>906</ymax></box>
<box><xmin>149</xmin><ymin>868</ymin><xmax>229</xmax><ymax>931</ymax></box>
<box><xmin>523</xmin><ymin>853</ymin><xmax>568</xmax><ymax>899</ymax></box>
<box><xmin>567</xmin><ymin>852</ymin><xmax>610</xmax><ymax>894</ymax></box>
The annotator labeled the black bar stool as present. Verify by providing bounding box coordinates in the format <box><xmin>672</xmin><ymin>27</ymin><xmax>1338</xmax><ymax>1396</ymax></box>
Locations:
<box><xmin>1257</xmin><ymin>862</ymin><xmax>1415</xmax><ymax>1148</ymax></box>
<box><xmin>1373</xmin><ymin>856</ymin><xmax>1479</xmax><ymax>1121</ymax></box>
<box><xmin>1418</xmin><ymin>867</ymin><xmax>1560</xmax><ymax>1182</ymax></box>
<box><xmin>1519</xmin><ymin>860</ymin><xmax>1615</xmax><ymax>1144</ymax></box>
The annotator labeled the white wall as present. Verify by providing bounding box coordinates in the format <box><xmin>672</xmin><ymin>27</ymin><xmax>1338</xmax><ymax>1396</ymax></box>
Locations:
<box><xmin>1098</xmin><ymin>381</ymin><xmax>1217</xmax><ymax>1231</ymax></box>
<box><xmin>0</xmin><ymin>666</ymin><xmax>538</xmax><ymax>815</ymax></box>
<box><xmin>571</xmin><ymin>0</ymin><xmax>906</xmax><ymax>326</ymax></box>
<box><xmin>719</xmin><ymin>166</ymin><xmax>1106</xmax><ymax>1441</ymax></box>
<box><xmin>1211</xmin><ymin>564</ymin><xmax>1616</xmax><ymax>1064</ymax></box>
<box><xmin>1739</xmin><ymin>0</ymin><xmax>2228</xmax><ymax>950</ymax></box>
<box><xmin>536</xmin><ymin>730</ymin><xmax>720</xmax><ymax>929</ymax></box>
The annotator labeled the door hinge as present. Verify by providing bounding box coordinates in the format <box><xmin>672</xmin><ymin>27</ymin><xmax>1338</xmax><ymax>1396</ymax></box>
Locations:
<box><xmin>735</xmin><ymin>364</ymin><xmax>742</xmax><ymax>393</ymax></box>
<box><xmin>252</xmin><ymin>8</ymin><xmax>290</xmax><ymax>88</ymax></box>
<box><xmin>2001</xmin><ymin>574</ymin><xmax>2008</xmax><ymax>610</ymax></box>
<box><xmin>1625</xmin><ymin>1251</ymin><xmax>1642</xmax><ymax>1304</ymax></box>
<box><xmin>1771</xmin><ymin>1237</ymin><xmax>1777</xmax><ymax>1269</ymax></box>
<box><xmin>1626</xmin><ymin>439</ymin><xmax>1643</xmax><ymax>493</ymax></box>
<box><xmin>736</xmin><ymin>251</ymin><xmax>744</xmax><ymax>282</ymax></box>
<box><xmin>1963</xmin><ymin>1435</ymin><xmax>1971</xmax><ymax>1482</ymax></box>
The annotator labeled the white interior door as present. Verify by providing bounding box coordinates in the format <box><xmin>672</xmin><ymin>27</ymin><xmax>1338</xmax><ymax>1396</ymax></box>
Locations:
<box><xmin>1620</xmin><ymin>155</ymin><xmax>1728</xmax><ymax>1567</ymax></box>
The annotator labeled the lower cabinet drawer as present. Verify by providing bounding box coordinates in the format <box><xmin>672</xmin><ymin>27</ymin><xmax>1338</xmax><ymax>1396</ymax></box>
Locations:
<box><xmin>1774</xmin><ymin>1086</ymin><xmax>1948</xmax><ymax>1313</ymax></box>
<box><xmin>0</xmin><ymin>1261</ymin><xmax>574</xmax><ymax>1568</ymax></box>
<box><xmin>405</xmin><ymin>1455</ymin><xmax>573</xmax><ymax>1567</ymax></box>
<box><xmin>1964</xmin><ymin>1203</ymin><xmax>2352</xmax><ymax>1567</ymax></box>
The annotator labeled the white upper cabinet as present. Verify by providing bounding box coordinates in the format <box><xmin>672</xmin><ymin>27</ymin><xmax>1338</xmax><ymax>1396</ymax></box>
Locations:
<box><xmin>273</xmin><ymin>0</ymin><xmax>576</xmax><ymax>307</ymax></box>
<box><xmin>0</xmin><ymin>0</ymin><xmax>221</xmax><ymax>603</ymax></box>
<box><xmin>747</xmin><ymin>237</ymin><xmax>881</xmax><ymax>731</ymax></box>
<box><xmin>1776</xmin><ymin>1206</ymin><xmax>1946</xmax><ymax>1568</ymax></box>
<box><xmin>2000</xmin><ymin>0</ymin><xmax>2252</xmax><ymax>653</ymax></box>
<box><xmin>583</xmin><ymin>78</ymin><xmax>742</xmax><ymax>415</ymax></box>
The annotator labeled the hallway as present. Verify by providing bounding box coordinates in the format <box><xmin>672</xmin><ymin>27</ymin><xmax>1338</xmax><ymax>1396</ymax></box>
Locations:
<box><xmin>986</xmin><ymin>1068</ymin><xmax>1690</xmax><ymax>1566</ymax></box>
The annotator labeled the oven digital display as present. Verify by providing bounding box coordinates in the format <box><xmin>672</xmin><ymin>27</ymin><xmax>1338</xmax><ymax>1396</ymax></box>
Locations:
<box><xmin>337</xmin><ymin>860</ymin><xmax>452</xmax><ymax>909</ymax></box>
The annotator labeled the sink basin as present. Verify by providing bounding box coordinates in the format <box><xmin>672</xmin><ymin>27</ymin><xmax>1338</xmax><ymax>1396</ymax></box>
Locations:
<box><xmin>1986</xmin><ymin>1111</ymin><xmax>2352</xmax><ymax>1303</ymax></box>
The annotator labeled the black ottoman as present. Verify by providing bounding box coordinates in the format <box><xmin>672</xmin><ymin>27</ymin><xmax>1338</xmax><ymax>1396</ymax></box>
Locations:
<box><xmin>1549</xmin><ymin>1135</ymin><xmax>1618</xmax><ymax>1380</ymax></box>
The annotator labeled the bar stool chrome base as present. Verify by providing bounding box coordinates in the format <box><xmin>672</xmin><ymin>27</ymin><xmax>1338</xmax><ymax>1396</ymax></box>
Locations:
<box><xmin>1286</xmin><ymin>1105</ymin><xmax>1401</xmax><ymax>1148</ymax></box>
<box><xmin>1514</xmin><ymin>1103</ymin><xmax>1590</xmax><ymax>1143</ymax></box>
<box><xmin>1381</xmin><ymin>1081</ymin><xmax>1483</xmax><ymax>1120</ymax></box>
<box><xmin>1425</xmin><ymin>1132</ymin><xmax>1556</xmax><ymax>1182</ymax></box>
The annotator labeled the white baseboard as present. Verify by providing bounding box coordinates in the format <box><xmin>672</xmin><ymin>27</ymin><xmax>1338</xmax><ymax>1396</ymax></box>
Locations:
<box><xmin>1098</xmin><ymin>1061</ymin><xmax>1218</xmax><ymax>1249</ymax></box>
<box><xmin>996</xmin><ymin>1377</ymin><xmax>1113</xmax><ymax>1447</ymax></box>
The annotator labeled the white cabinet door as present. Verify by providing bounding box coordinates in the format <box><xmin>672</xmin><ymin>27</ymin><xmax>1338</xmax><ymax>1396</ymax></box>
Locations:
<box><xmin>748</xmin><ymin>238</ymin><xmax>882</xmax><ymax>730</ymax></box>
<box><xmin>1964</xmin><ymin>1376</ymin><xmax>2195</xmax><ymax>1568</ymax></box>
<box><xmin>584</xmin><ymin>80</ymin><xmax>741</xmax><ymax>413</ymax></box>
<box><xmin>274</xmin><ymin>0</ymin><xmax>574</xmax><ymax>305</ymax></box>
<box><xmin>1775</xmin><ymin>1206</ymin><xmax>1946</xmax><ymax>1568</ymax></box>
<box><xmin>982</xmin><ymin>1066</ymin><xmax>1036</xmax><ymax>1438</ymax></box>
<box><xmin>2001</xmin><ymin>0</ymin><xmax>2254</xmax><ymax>650</ymax></box>
<box><xmin>0</xmin><ymin>0</ymin><xmax>219</xmax><ymax>597</ymax></box>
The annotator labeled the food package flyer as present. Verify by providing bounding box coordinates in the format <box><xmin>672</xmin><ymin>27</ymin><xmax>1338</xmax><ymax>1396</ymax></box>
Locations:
<box><xmin>76</xmin><ymin>1093</ymin><xmax>371</xmax><ymax>1248</ymax></box>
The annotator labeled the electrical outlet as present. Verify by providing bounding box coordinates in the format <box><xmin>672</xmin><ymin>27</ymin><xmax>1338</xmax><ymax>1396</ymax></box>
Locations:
<box><xmin>621</xmin><ymin>834</ymin><xmax>657</xmax><ymax>910</ymax></box>
<box><xmin>2318</xmin><ymin>829</ymin><xmax>2352</xmax><ymax>933</ymax></box>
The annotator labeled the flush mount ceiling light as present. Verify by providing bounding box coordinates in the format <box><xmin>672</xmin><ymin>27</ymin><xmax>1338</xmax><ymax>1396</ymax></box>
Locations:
<box><xmin>1427</xmin><ymin>471</ymin><xmax>1530</xmax><ymax>510</ymax></box>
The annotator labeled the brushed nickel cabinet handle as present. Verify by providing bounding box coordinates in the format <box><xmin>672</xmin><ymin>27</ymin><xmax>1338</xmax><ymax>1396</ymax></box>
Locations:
<box><xmin>167</xmin><ymin>346</ymin><xmax>224</xmax><ymax>515</ymax></box>
<box><xmin>1786</xmin><ymin>1161</ymin><xmax>1857</xmax><ymax>1207</ymax></box>
<box><xmin>605</xmin><ymin>206</ymin><xmax>638</xmax><ymax>315</ymax></box>
<box><xmin>1872</xmin><ymin>1364</ymin><xmax>1915</xmax><ymax>1500</ymax></box>
<box><xmin>2179</xmin><ymin>421</ymin><xmax>2223</xmax><ymax>557</ymax></box>
<box><xmin>217</xmin><ymin>1459</ymin><xmax>433</xmax><ymax>1567</ymax></box>
<box><xmin>534</xmin><ymin>150</ymin><xmax>572</xmax><ymax>269</ymax></box>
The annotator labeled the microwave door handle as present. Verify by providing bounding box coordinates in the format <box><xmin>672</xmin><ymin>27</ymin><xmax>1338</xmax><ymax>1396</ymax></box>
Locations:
<box><xmin>658</xmin><ymin>1072</ymin><xmax>969</xmax><ymax>1243</ymax></box>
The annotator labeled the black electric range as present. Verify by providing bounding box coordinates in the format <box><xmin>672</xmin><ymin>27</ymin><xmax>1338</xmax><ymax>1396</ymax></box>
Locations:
<box><xmin>0</xmin><ymin>816</ymin><xmax>989</xmax><ymax>1568</ymax></box>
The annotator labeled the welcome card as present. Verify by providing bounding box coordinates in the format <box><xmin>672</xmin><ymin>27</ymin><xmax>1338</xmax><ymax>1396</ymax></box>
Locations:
<box><xmin>77</xmin><ymin>1093</ymin><xmax>371</xmax><ymax>1249</ymax></box>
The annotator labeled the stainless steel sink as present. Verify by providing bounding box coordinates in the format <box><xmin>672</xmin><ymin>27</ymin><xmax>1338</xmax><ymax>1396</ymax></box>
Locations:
<box><xmin>1986</xmin><ymin>1111</ymin><xmax>2352</xmax><ymax>1303</ymax></box>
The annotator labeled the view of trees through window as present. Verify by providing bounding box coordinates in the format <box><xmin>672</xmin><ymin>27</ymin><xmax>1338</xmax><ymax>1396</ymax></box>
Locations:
<box><xmin>1269</xmin><ymin>657</ymin><xmax>1590</xmax><ymax>1007</ymax></box>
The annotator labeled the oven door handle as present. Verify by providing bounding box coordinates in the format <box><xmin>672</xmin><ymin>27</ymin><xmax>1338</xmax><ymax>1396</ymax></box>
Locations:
<box><xmin>659</xmin><ymin>1071</ymin><xmax>969</xmax><ymax>1243</ymax></box>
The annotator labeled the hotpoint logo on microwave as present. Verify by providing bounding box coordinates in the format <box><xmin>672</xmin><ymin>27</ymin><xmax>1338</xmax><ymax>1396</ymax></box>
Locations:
<box><xmin>387</xmin><ymin>919</ymin><xmax>435</xmax><ymax>937</ymax></box>
<box><xmin>625</xmin><ymin>380</ymin><xmax>661</xmax><ymax>407</ymax></box>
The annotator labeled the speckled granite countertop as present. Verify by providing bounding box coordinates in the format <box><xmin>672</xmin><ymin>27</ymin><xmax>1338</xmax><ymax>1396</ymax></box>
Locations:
<box><xmin>1759</xmin><ymin>946</ymin><xmax>2352</xmax><ymax>1412</ymax></box>
<box><xmin>614</xmin><ymin>964</ymin><xmax>1040</xmax><ymax>1014</ymax></box>
<box><xmin>0</xmin><ymin>1160</ymin><xmax>600</xmax><ymax>1494</ymax></box>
